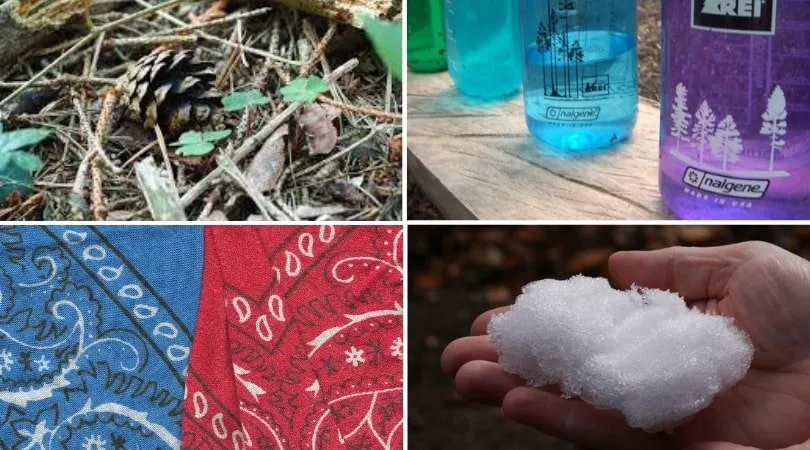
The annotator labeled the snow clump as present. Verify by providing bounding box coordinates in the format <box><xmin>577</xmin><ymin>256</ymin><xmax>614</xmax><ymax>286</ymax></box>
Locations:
<box><xmin>488</xmin><ymin>275</ymin><xmax>754</xmax><ymax>431</ymax></box>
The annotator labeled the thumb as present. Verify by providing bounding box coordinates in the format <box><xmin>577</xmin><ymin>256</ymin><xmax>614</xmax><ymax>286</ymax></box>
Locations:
<box><xmin>608</xmin><ymin>244</ymin><xmax>751</xmax><ymax>300</ymax></box>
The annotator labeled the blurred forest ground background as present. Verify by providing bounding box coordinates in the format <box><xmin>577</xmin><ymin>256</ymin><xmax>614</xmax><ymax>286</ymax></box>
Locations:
<box><xmin>408</xmin><ymin>225</ymin><xmax>810</xmax><ymax>449</ymax></box>
<box><xmin>408</xmin><ymin>1</ymin><xmax>662</xmax><ymax>219</ymax></box>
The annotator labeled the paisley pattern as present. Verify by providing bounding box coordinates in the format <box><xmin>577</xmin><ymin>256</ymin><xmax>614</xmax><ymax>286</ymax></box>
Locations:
<box><xmin>182</xmin><ymin>226</ymin><xmax>404</xmax><ymax>450</ymax></box>
<box><xmin>0</xmin><ymin>226</ymin><xmax>204</xmax><ymax>450</ymax></box>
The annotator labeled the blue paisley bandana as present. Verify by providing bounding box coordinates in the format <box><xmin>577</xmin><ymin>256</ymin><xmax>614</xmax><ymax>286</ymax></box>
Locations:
<box><xmin>0</xmin><ymin>226</ymin><xmax>203</xmax><ymax>450</ymax></box>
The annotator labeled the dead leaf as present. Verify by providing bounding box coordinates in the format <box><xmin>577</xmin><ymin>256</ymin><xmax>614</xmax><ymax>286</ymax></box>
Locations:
<box><xmin>246</xmin><ymin>130</ymin><xmax>287</xmax><ymax>193</ymax></box>
<box><xmin>299</xmin><ymin>104</ymin><xmax>342</xmax><ymax>156</ymax></box>
<box><xmin>189</xmin><ymin>0</ymin><xmax>230</xmax><ymax>24</ymax></box>
<box><xmin>389</xmin><ymin>134</ymin><xmax>402</xmax><ymax>165</ymax></box>
<box><xmin>328</xmin><ymin>177</ymin><xmax>364</xmax><ymax>204</ymax></box>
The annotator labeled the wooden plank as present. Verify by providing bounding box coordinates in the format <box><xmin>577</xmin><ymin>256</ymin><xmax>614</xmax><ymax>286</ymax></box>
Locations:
<box><xmin>408</xmin><ymin>71</ymin><xmax>672</xmax><ymax>220</ymax></box>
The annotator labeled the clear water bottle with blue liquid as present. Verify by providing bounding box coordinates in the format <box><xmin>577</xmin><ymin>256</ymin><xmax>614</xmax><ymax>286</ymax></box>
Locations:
<box><xmin>519</xmin><ymin>1</ymin><xmax>638</xmax><ymax>151</ymax></box>
<box><xmin>445</xmin><ymin>0</ymin><xmax>522</xmax><ymax>99</ymax></box>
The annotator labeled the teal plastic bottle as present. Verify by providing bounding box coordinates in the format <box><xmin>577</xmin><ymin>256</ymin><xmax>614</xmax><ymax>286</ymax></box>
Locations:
<box><xmin>445</xmin><ymin>0</ymin><xmax>522</xmax><ymax>99</ymax></box>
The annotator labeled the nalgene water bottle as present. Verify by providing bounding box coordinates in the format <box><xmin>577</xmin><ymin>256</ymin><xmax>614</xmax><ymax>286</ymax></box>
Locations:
<box><xmin>445</xmin><ymin>0</ymin><xmax>522</xmax><ymax>99</ymax></box>
<box><xmin>519</xmin><ymin>0</ymin><xmax>638</xmax><ymax>151</ymax></box>
<box><xmin>408</xmin><ymin>0</ymin><xmax>448</xmax><ymax>72</ymax></box>
<box><xmin>660</xmin><ymin>0</ymin><xmax>810</xmax><ymax>219</ymax></box>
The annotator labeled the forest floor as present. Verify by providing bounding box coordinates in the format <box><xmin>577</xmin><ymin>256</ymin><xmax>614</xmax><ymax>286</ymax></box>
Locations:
<box><xmin>408</xmin><ymin>225</ymin><xmax>810</xmax><ymax>449</ymax></box>
<box><xmin>407</xmin><ymin>1</ymin><xmax>661</xmax><ymax>220</ymax></box>
<box><xmin>0</xmin><ymin>0</ymin><xmax>402</xmax><ymax>221</ymax></box>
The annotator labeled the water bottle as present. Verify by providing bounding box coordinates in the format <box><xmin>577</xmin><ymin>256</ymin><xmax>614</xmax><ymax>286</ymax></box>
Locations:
<box><xmin>445</xmin><ymin>0</ymin><xmax>522</xmax><ymax>99</ymax></box>
<box><xmin>660</xmin><ymin>0</ymin><xmax>810</xmax><ymax>219</ymax></box>
<box><xmin>519</xmin><ymin>1</ymin><xmax>638</xmax><ymax>151</ymax></box>
<box><xmin>408</xmin><ymin>0</ymin><xmax>448</xmax><ymax>72</ymax></box>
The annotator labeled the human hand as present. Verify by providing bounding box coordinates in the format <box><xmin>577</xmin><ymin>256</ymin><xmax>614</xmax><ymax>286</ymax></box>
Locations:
<box><xmin>441</xmin><ymin>241</ymin><xmax>810</xmax><ymax>450</ymax></box>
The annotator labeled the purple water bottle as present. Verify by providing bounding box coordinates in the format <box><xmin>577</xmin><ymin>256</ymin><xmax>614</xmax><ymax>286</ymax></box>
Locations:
<box><xmin>660</xmin><ymin>0</ymin><xmax>810</xmax><ymax>219</ymax></box>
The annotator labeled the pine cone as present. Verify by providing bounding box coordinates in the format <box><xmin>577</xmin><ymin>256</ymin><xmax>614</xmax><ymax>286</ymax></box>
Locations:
<box><xmin>122</xmin><ymin>49</ymin><xmax>220</xmax><ymax>135</ymax></box>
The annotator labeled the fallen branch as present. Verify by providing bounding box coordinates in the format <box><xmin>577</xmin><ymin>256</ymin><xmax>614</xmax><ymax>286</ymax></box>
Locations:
<box><xmin>0</xmin><ymin>0</ymin><xmax>89</xmax><ymax>68</ymax></box>
<box><xmin>255</xmin><ymin>0</ymin><xmax>399</xmax><ymax>27</ymax></box>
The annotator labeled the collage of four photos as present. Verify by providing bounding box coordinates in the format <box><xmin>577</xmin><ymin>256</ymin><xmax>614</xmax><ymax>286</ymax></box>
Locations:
<box><xmin>0</xmin><ymin>0</ymin><xmax>807</xmax><ymax>449</ymax></box>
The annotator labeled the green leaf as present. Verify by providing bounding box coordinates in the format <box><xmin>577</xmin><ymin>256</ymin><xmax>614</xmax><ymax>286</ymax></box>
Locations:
<box><xmin>10</xmin><ymin>151</ymin><xmax>44</xmax><ymax>172</ymax></box>
<box><xmin>200</xmin><ymin>129</ymin><xmax>233</xmax><ymax>142</ymax></box>
<box><xmin>172</xmin><ymin>129</ymin><xmax>232</xmax><ymax>147</ymax></box>
<box><xmin>0</xmin><ymin>151</ymin><xmax>42</xmax><ymax>199</ymax></box>
<box><xmin>176</xmin><ymin>142</ymin><xmax>216</xmax><ymax>156</ymax></box>
<box><xmin>0</xmin><ymin>127</ymin><xmax>51</xmax><ymax>153</ymax></box>
<box><xmin>360</xmin><ymin>14</ymin><xmax>402</xmax><ymax>81</ymax></box>
<box><xmin>280</xmin><ymin>76</ymin><xmax>329</xmax><ymax>103</ymax></box>
<box><xmin>172</xmin><ymin>131</ymin><xmax>204</xmax><ymax>146</ymax></box>
<box><xmin>0</xmin><ymin>124</ymin><xmax>48</xmax><ymax>201</ymax></box>
<box><xmin>222</xmin><ymin>89</ymin><xmax>271</xmax><ymax>111</ymax></box>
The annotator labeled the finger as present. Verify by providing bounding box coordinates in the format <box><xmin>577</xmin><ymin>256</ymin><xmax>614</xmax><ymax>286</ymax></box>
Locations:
<box><xmin>609</xmin><ymin>245</ymin><xmax>741</xmax><ymax>301</ymax></box>
<box><xmin>440</xmin><ymin>336</ymin><xmax>498</xmax><ymax>376</ymax></box>
<box><xmin>502</xmin><ymin>386</ymin><xmax>666</xmax><ymax>450</ymax></box>
<box><xmin>454</xmin><ymin>360</ymin><xmax>524</xmax><ymax>406</ymax></box>
<box><xmin>684</xmin><ymin>443</ymin><xmax>761</xmax><ymax>450</ymax></box>
<box><xmin>471</xmin><ymin>307</ymin><xmax>511</xmax><ymax>335</ymax></box>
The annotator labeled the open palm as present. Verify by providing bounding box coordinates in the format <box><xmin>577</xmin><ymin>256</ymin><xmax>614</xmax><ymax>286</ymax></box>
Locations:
<box><xmin>441</xmin><ymin>242</ymin><xmax>810</xmax><ymax>450</ymax></box>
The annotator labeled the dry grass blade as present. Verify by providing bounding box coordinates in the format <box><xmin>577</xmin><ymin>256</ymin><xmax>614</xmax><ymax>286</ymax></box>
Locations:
<box><xmin>135</xmin><ymin>156</ymin><xmax>187</xmax><ymax>221</ymax></box>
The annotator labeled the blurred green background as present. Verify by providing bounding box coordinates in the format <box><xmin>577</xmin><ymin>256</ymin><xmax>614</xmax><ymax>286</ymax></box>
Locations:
<box><xmin>407</xmin><ymin>225</ymin><xmax>810</xmax><ymax>449</ymax></box>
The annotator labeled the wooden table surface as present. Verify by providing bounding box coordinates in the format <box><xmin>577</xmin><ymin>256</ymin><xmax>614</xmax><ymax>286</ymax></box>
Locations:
<box><xmin>408</xmin><ymin>71</ymin><xmax>672</xmax><ymax>220</ymax></box>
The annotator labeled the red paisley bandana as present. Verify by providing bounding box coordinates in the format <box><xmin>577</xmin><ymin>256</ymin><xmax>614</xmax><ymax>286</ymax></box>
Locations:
<box><xmin>182</xmin><ymin>226</ymin><xmax>404</xmax><ymax>450</ymax></box>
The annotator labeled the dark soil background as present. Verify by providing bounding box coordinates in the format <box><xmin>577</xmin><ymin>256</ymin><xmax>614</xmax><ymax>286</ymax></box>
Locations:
<box><xmin>408</xmin><ymin>225</ymin><xmax>810</xmax><ymax>449</ymax></box>
<box><xmin>407</xmin><ymin>2</ymin><xmax>662</xmax><ymax>219</ymax></box>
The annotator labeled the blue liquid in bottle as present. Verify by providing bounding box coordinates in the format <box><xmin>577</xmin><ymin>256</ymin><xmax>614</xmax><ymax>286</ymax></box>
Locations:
<box><xmin>519</xmin><ymin>1</ymin><xmax>638</xmax><ymax>151</ymax></box>
<box><xmin>445</xmin><ymin>0</ymin><xmax>522</xmax><ymax>99</ymax></box>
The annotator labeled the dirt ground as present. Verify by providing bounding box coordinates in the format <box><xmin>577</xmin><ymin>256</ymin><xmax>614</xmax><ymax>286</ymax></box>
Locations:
<box><xmin>0</xmin><ymin>1</ymin><xmax>402</xmax><ymax>221</ymax></box>
<box><xmin>408</xmin><ymin>225</ymin><xmax>810</xmax><ymax>449</ymax></box>
<box><xmin>407</xmin><ymin>1</ymin><xmax>662</xmax><ymax>220</ymax></box>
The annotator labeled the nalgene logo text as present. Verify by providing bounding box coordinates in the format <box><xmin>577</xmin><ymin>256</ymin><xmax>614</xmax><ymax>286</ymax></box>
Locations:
<box><xmin>692</xmin><ymin>0</ymin><xmax>776</xmax><ymax>35</ymax></box>
<box><xmin>546</xmin><ymin>106</ymin><xmax>601</xmax><ymax>122</ymax></box>
<box><xmin>683</xmin><ymin>167</ymin><xmax>770</xmax><ymax>199</ymax></box>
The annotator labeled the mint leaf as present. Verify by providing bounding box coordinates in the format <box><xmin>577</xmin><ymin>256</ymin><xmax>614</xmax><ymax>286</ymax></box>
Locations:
<box><xmin>280</xmin><ymin>76</ymin><xmax>329</xmax><ymax>103</ymax></box>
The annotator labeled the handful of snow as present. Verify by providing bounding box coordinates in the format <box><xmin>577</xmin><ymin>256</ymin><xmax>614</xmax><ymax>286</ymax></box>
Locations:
<box><xmin>488</xmin><ymin>276</ymin><xmax>754</xmax><ymax>431</ymax></box>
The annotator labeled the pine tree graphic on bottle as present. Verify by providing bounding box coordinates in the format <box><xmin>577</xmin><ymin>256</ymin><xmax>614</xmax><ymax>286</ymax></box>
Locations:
<box><xmin>670</xmin><ymin>82</ymin><xmax>692</xmax><ymax>153</ymax></box>
<box><xmin>692</xmin><ymin>101</ymin><xmax>717</xmax><ymax>166</ymax></box>
<box><xmin>710</xmin><ymin>115</ymin><xmax>744</xmax><ymax>171</ymax></box>
<box><xmin>536</xmin><ymin>2</ymin><xmax>578</xmax><ymax>99</ymax></box>
<box><xmin>760</xmin><ymin>85</ymin><xmax>788</xmax><ymax>172</ymax></box>
<box><xmin>536</xmin><ymin>11</ymin><xmax>560</xmax><ymax>97</ymax></box>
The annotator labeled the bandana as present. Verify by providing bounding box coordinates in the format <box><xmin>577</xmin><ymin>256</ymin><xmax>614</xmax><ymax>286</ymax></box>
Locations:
<box><xmin>0</xmin><ymin>225</ymin><xmax>203</xmax><ymax>450</ymax></box>
<box><xmin>182</xmin><ymin>225</ymin><xmax>404</xmax><ymax>449</ymax></box>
